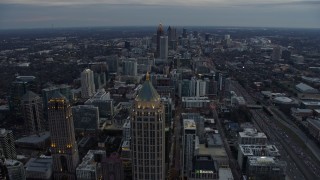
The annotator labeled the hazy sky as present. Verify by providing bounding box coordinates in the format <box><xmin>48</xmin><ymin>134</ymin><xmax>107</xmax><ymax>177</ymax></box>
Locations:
<box><xmin>0</xmin><ymin>0</ymin><xmax>319</xmax><ymax>29</ymax></box>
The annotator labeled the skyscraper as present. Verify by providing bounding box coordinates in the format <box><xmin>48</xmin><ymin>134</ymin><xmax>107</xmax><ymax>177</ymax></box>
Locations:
<box><xmin>182</xmin><ymin>28</ymin><xmax>187</xmax><ymax>38</ymax></box>
<box><xmin>21</xmin><ymin>91</ymin><xmax>45</xmax><ymax>135</ymax></box>
<box><xmin>9</xmin><ymin>76</ymin><xmax>36</xmax><ymax>118</ymax></box>
<box><xmin>156</xmin><ymin>24</ymin><xmax>164</xmax><ymax>58</ymax></box>
<box><xmin>48</xmin><ymin>92</ymin><xmax>79</xmax><ymax>180</ymax></box>
<box><xmin>167</xmin><ymin>26</ymin><xmax>176</xmax><ymax>42</ymax></box>
<box><xmin>123</xmin><ymin>58</ymin><xmax>138</xmax><ymax>76</ymax></box>
<box><xmin>160</xmin><ymin>36</ymin><xmax>168</xmax><ymax>60</ymax></box>
<box><xmin>167</xmin><ymin>26</ymin><xmax>177</xmax><ymax>50</ymax></box>
<box><xmin>0</xmin><ymin>129</ymin><xmax>16</xmax><ymax>160</ymax></box>
<box><xmin>131</xmin><ymin>73</ymin><xmax>165</xmax><ymax>180</ymax></box>
<box><xmin>81</xmin><ymin>69</ymin><xmax>96</xmax><ymax>99</ymax></box>
<box><xmin>182</xmin><ymin>119</ymin><xmax>196</xmax><ymax>176</ymax></box>
<box><xmin>42</xmin><ymin>84</ymin><xmax>72</xmax><ymax>119</ymax></box>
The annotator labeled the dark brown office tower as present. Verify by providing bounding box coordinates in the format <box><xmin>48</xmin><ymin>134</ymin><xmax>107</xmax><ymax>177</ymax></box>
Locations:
<box><xmin>156</xmin><ymin>23</ymin><xmax>164</xmax><ymax>57</ymax></box>
<box><xmin>48</xmin><ymin>92</ymin><xmax>79</xmax><ymax>180</ymax></box>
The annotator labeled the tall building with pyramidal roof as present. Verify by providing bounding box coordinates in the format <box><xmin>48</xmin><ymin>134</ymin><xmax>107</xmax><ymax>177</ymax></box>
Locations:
<box><xmin>131</xmin><ymin>72</ymin><xmax>165</xmax><ymax>180</ymax></box>
<box><xmin>48</xmin><ymin>92</ymin><xmax>79</xmax><ymax>180</ymax></box>
<box><xmin>156</xmin><ymin>23</ymin><xmax>164</xmax><ymax>58</ymax></box>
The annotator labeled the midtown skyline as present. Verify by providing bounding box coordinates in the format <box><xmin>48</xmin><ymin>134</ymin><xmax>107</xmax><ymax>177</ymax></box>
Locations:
<box><xmin>0</xmin><ymin>0</ymin><xmax>320</xmax><ymax>29</ymax></box>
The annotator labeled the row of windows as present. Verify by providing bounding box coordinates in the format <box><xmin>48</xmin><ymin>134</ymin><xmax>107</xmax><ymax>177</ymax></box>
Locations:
<box><xmin>137</xmin><ymin>111</ymin><xmax>156</xmax><ymax>116</ymax></box>
<box><xmin>132</xmin><ymin>145</ymin><xmax>163</xmax><ymax>153</ymax></box>
<box><xmin>132</xmin><ymin>123</ymin><xmax>163</xmax><ymax>130</ymax></box>
<box><xmin>131</xmin><ymin>131</ymin><xmax>163</xmax><ymax>138</ymax></box>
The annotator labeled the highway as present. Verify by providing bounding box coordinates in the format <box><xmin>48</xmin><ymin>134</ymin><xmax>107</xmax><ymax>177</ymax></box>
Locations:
<box><xmin>230</xmin><ymin>80</ymin><xmax>320</xmax><ymax>180</ymax></box>
<box><xmin>270</xmin><ymin>107</ymin><xmax>320</xmax><ymax>162</ymax></box>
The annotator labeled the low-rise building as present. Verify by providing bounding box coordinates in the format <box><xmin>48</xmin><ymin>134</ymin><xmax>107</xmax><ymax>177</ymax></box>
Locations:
<box><xmin>25</xmin><ymin>156</ymin><xmax>52</xmax><ymax>180</ymax></box>
<box><xmin>189</xmin><ymin>155</ymin><xmax>219</xmax><ymax>180</ymax></box>
<box><xmin>307</xmin><ymin>118</ymin><xmax>320</xmax><ymax>142</ymax></box>
<box><xmin>238</xmin><ymin>128</ymin><xmax>267</xmax><ymax>145</ymax></box>
<box><xmin>182</xmin><ymin>97</ymin><xmax>210</xmax><ymax>108</ymax></box>
<box><xmin>5</xmin><ymin>159</ymin><xmax>26</xmax><ymax>180</ymax></box>
<box><xmin>291</xmin><ymin>108</ymin><xmax>313</xmax><ymax>121</ymax></box>
<box><xmin>238</xmin><ymin>144</ymin><xmax>280</xmax><ymax>172</ymax></box>
<box><xmin>246</xmin><ymin>156</ymin><xmax>286</xmax><ymax>180</ymax></box>
<box><xmin>15</xmin><ymin>132</ymin><xmax>50</xmax><ymax>149</ymax></box>
<box><xmin>72</xmin><ymin>105</ymin><xmax>99</xmax><ymax>132</ymax></box>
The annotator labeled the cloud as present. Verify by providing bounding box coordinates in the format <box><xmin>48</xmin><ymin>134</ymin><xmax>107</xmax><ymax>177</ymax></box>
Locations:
<box><xmin>0</xmin><ymin>0</ymin><xmax>319</xmax><ymax>29</ymax></box>
<box><xmin>1</xmin><ymin>0</ymin><xmax>319</xmax><ymax>7</ymax></box>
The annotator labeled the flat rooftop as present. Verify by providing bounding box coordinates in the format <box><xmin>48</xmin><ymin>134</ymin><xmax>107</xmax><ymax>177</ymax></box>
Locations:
<box><xmin>25</xmin><ymin>156</ymin><xmax>52</xmax><ymax>173</ymax></box>
<box><xmin>15</xmin><ymin>132</ymin><xmax>50</xmax><ymax>144</ymax></box>
<box><xmin>239</xmin><ymin>144</ymin><xmax>280</xmax><ymax>156</ymax></box>
<box><xmin>219</xmin><ymin>168</ymin><xmax>234</xmax><ymax>180</ymax></box>
<box><xmin>239</xmin><ymin>128</ymin><xmax>267</xmax><ymax>138</ymax></box>
<box><xmin>198</xmin><ymin>144</ymin><xmax>227</xmax><ymax>157</ymax></box>
<box><xmin>184</xmin><ymin>119</ymin><xmax>196</xmax><ymax>130</ymax></box>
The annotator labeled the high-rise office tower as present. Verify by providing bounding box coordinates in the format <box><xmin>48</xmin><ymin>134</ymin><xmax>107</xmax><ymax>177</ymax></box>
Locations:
<box><xmin>90</xmin><ymin>62</ymin><xmax>107</xmax><ymax>90</ymax></box>
<box><xmin>182</xmin><ymin>119</ymin><xmax>196</xmax><ymax>176</ymax></box>
<box><xmin>21</xmin><ymin>91</ymin><xmax>45</xmax><ymax>135</ymax></box>
<box><xmin>106</xmin><ymin>55</ymin><xmax>119</xmax><ymax>74</ymax></box>
<box><xmin>160</xmin><ymin>36</ymin><xmax>168</xmax><ymax>60</ymax></box>
<box><xmin>131</xmin><ymin>73</ymin><xmax>165</xmax><ymax>180</ymax></box>
<box><xmin>167</xmin><ymin>26</ymin><xmax>177</xmax><ymax>50</ymax></box>
<box><xmin>167</xmin><ymin>26</ymin><xmax>176</xmax><ymax>42</ymax></box>
<box><xmin>156</xmin><ymin>24</ymin><xmax>164</xmax><ymax>58</ymax></box>
<box><xmin>9</xmin><ymin>76</ymin><xmax>36</xmax><ymax>118</ymax></box>
<box><xmin>48</xmin><ymin>92</ymin><xmax>79</xmax><ymax>180</ymax></box>
<box><xmin>123</xmin><ymin>58</ymin><xmax>138</xmax><ymax>76</ymax></box>
<box><xmin>182</xmin><ymin>28</ymin><xmax>187</xmax><ymax>38</ymax></box>
<box><xmin>81</xmin><ymin>69</ymin><xmax>96</xmax><ymax>99</ymax></box>
<box><xmin>42</xmin><ymin>84</ymin><xmax>71</xmax><ymax>120</ymax></box>
<box><xmin>0</xmin><ymin>129</ymin><xmax>16</xmax><ymax>160</ymax></box>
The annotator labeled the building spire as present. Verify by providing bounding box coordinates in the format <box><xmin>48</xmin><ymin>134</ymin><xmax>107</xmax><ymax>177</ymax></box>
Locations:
<box><xmin>146</xmin><ymin>72</ymin><xmax>150</xmax><ymax>81</ymax></box>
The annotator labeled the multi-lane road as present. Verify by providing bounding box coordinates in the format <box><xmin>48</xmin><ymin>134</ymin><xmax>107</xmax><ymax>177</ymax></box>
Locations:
<box><xmin>230</xmin><ymin>80</ymin><xmax>320</xmax><ymax>180</ymax></box>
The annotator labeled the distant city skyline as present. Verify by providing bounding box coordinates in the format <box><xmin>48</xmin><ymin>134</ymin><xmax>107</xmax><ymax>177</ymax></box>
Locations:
<box><xmin>0</xmin><ymin>0</ymin><xmax>319</xmax><ymax>29</ymax></box>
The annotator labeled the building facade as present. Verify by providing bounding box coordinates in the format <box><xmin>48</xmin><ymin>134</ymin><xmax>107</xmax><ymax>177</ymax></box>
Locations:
<box><xmin>48</xmin><ymin>92</ymin><xmax>79</xmax><ymax>180</ymax></box>
<box><xmin>131</xmin><ymin>73</ymin><xmax>165</xmax><ymax>180</ymax></box>
<box><xmin>72</xmin><ymin>105</ymin><xmax>99</xmax><ymax>132</ymax></box>
<box><xmin>0</xmin><ymin>129</ymin><xmax>16</xmax><ymax>160</ymax></box>
<box><xmin>85</xmin><ymin>88</ymin><xmax>113</xmax><ymax>118</ymax></box>
<box><xmin>76</xmin><ymin>150</ymin><xmax>106</xmax><ymax>180</ymax></box>
<box><xmin>182</xmin><ymin>119</ymin><xmax>196</xmax><ymax>176</ymax></box>
<box><xmin>102</xmin><ymin>152</ymin><xmax>124</xmax><ymax>180</ymax></box>
<box><xmin>123</xmin><ymin>58</ymin><xmax>138</xmax><ymax>76</ymax></box>
<box><xmin>81</xmin><ymin>69</ymin><xmax>96</xmax><ymax>99</ymax></box>
<box><xmin>160</xmin><ymin>36</ymin><xmax>168</xmax><ymax>60</ymax></box>
<box><xmin>21</xmin><ymin>91</ymin><xmax>45</xmax><ymax>135</ymax></box>
<box><xmin>156</xmin><ymin>24</ymin><xmax>164</xmax><ymax>58</ymax></box>
<box><xmin>5</xmin><ymin>159</ymin><xmax>26</xmax><ymax>180</ymax></box>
